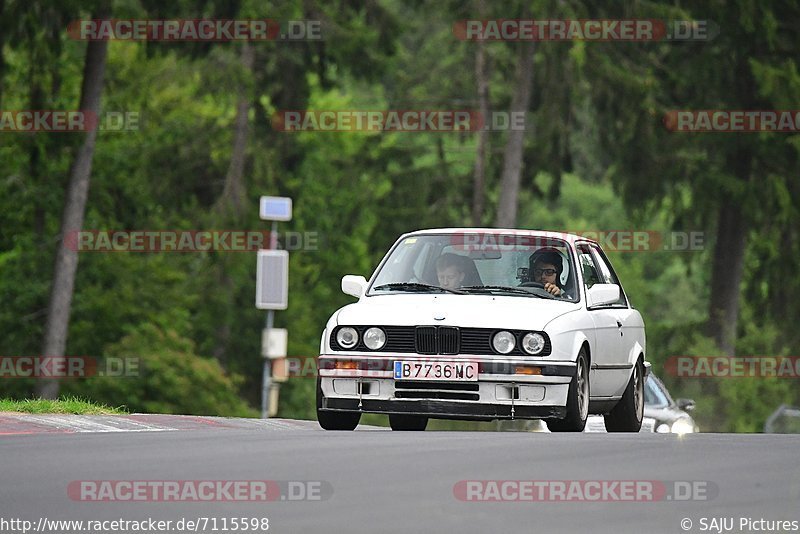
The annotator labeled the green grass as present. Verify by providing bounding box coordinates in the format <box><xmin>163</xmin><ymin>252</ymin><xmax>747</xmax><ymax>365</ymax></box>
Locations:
<box><xmin>0</xmin><ymin>396</ymin><xmax>128</xmax><ymax>415</ymax></box>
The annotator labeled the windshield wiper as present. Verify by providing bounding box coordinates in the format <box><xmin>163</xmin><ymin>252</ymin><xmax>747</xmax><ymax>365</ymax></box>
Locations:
<box><xmin>460</xmin><ymin>285</ymin><xmax>552</xmax><ymax>298</ymax></box>
<box><xmin>373</xmin><ymin>283</ymin><xmax>465</xmax><ymax>294</ymax></box>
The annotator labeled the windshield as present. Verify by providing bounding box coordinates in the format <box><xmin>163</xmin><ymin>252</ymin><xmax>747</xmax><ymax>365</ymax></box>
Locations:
<box><xmin>644</xmin><ymin>376</ymin><xmax>671</xmax><ymax>407</ymax></box>
<box><xmin>368</xmin><ymin>233</ymin><xmax>577</xmax><ymax>300</ymax></box>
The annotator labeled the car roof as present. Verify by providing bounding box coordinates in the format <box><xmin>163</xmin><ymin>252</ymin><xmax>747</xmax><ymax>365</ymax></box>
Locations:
<box><xmin>403</xmin><ymin>228</ymin><xmax>598</xmax><ymax>246</ymax></box>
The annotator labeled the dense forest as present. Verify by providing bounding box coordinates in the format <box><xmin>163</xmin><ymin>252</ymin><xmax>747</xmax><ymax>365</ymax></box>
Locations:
<box><xmin>1</xmin><ymin>0</ymin><xmax>798</xmax><ymax>431</ymax></box>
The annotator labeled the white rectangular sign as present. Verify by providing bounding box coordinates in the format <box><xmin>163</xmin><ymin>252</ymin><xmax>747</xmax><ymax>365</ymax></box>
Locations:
<box><xmin>256</xmin><ymin>249</ymin><xmax>289</xmax><ymax>310</ymax></box>
<box><xmin>262</xmin><ymin>328</ymin><xmax>288</xmax><ymax>359</ymax></box>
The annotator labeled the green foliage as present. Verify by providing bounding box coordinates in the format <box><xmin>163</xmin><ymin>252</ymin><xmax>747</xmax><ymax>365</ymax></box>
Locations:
<box><xmin>64</xmin><ymin>323</ymin><xmax>257</xmax><ymax>417</ymax></box>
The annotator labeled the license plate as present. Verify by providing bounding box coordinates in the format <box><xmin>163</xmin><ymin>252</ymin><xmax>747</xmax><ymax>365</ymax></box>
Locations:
<box><xmin>393</xmin><ymin>361</ymin><xmax>478</xmax><ymax>381</ymax></box>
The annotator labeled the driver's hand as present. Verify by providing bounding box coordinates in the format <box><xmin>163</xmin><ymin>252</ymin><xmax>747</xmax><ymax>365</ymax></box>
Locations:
<box><xmin>543</xmin><ymin>283</ymin><xmax>562</xmax><ymax>296</ymax></box>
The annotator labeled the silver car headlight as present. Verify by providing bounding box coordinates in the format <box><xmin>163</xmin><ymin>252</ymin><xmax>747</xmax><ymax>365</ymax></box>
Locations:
<box><xmin>670</xmin><ymin>419</ymin><xmax>695</xmax><ymax>435</ymax></box>
<box><xmin>492</xmin><ymin>331</ymin><xmax>516</xmax><ymax>354</ymax></box>
<box><xmin>521</xmin><ymin>332</ymin><xmax>545</xmax><ymax>355</ymax></box>
<box><xmin>363</xmin><ymin>327</ymin><xmax>386</xmax><ymax>350</ymax></box>
<box><xmin>336</xmin><ymin>327</ymin><xmax>358</xmax><ymax>349</ymax></box>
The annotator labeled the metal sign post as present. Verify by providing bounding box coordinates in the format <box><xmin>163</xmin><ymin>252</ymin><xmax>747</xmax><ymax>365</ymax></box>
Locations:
<box><xmin>262</xmin><ymin>295</ymin><xmax>274</xmax><ymax>419</ymax></box>
<box><xmin>257</xmin><ymin>197</ymin><xmax>292</xmax><ymax>419</ymax></box>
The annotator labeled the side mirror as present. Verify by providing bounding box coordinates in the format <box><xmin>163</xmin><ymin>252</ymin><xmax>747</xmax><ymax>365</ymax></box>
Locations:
<box><xmin>341</xmin><ymin>275</ymin><xmax>367</xmax><ymax>298</ymax></box>
<box><xmin>586</xmin><ymin>283</ymin><xmax>620</xmax><ymax>307</ymax></box>
<box><xmin>676</xmin><ymin>398</ymin><xmax>696</xmax><ymax>412</ymax></box>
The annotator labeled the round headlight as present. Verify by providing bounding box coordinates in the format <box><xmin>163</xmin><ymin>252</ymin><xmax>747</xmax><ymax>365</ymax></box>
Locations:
<box><xmin>336</xmin><ymin>327</ymin><xmax>358</xmax><ymax>349</ymax></box>
<box><xmin>670</xmin><ymin>419</ymin><xmax>695</xmax><ymax>435</ymax></box>
<box><xmin>492</xmin><ymin>331</ymin><xmax>516</xmax><ymax>354</ymax></box>
<box><xmin>521</xmin><ymin>332</ymin><xmax>546</xmax><ymax>355</ymax></box>
<box><xmin>363</xmin><ymin>327</ymin><xmax>386</xmax><ymax>350</ymax></box>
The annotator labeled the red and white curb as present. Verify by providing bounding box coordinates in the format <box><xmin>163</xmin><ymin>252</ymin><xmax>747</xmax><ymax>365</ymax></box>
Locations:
<box><xmin>0</xmin><ymin>413</ymin><xmax>318</xmax><ymax>435</ymax></box>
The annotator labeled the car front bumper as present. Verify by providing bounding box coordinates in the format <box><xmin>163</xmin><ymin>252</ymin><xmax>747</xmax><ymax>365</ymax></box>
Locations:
<box><xmin>318</xmin><ymin>354</ymin><xmax>574</xmax><ymax>421</ymax></box>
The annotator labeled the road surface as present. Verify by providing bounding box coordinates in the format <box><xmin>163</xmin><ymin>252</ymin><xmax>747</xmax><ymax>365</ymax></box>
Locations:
<box><xmin>1</xmin><ymin>414</ymin><xmax>798</xmax><ymax>534</ymax></box>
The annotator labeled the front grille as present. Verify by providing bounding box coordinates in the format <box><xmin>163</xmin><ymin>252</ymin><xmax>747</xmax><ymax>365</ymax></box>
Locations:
<box><xmin>330</xmin><ymin>326</ymin><xmax>550</xmax><ymax>356</ymax></box>
<box><xmin>415</xmin><ymin>327</ymin><xmax>437</xmax><ymax>354</ymax></box>
<box><xmin>395</xmin><ymin>381</ymin><xmax>479</xmax><ymax>391</ymax></box>
<box><xmin>438</xmin><ymin>326</ymin><xmax>460</xmax><ymax>355</ymax></box>
<box><xmin>394</xmin><ymin>380</ymin><xmax>480</xmax><ymax>401</ymax></box>
<box><xmin>414</xmin><ymin>326</ymin><xmax>460</xmax><ymax>355</ymax></box>
<box><xmin>460</xmin><ymin>330</ymin><xmax>492</xmax><ymax>354</ymax></box>
<box><xmin>395</xmin><ymin>390</ymin><xmax>480</xmax><ymax>401</ymax></box>
<box><xmin>382</xmin><ymin>326</ymin><xmax>416</xmax><ymax>352</ymax></box>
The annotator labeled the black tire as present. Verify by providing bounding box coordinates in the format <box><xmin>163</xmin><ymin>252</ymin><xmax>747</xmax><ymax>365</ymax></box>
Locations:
<box><xmin>547</xmin><ymin>348</ymin><xmax>589</xmax><ymax>432</ymax></box>
<box><xmin>604</xmin><ymin>358</ymin><xmax>644</xmax><ymax>432</ymax></box>
<box><xmin>388</xmin><ymin>414</ymin><xmax>428</xmax><ymax>431</ymax></box>
<box><xmin>316</xmin><ymin>377</ymin><xmax>360</xmax><ymax>431</ymax></box>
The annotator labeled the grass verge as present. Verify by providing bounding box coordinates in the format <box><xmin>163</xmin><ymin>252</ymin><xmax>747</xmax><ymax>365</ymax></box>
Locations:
<box><xmin>0</xmin><ymin>396</ymin><xmax>128</xmax><ymax>415</ymax></box>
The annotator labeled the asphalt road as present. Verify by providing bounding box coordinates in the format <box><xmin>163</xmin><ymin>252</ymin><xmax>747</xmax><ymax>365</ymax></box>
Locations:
<box><xmin>2</xmin><ymin>417</ymin><xmax>799</xmax><ymax>534</ymax></box>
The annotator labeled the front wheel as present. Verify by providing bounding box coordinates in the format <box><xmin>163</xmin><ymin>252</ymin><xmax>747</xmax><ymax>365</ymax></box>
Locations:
<box><xmin>548</xmin><ymin>348</ymin><xmax>589</xmax><ymax>432</ymax></box>
<box><xmin>604</xmin><ymin>358</ymin><xmax>644</xmax><ymax>432</ymax></box>
<box><xmin>389</xmin><ymin>414</ymin><xmax>428</xmax><ymax>431</ymax></box>
<box><xmin>316</xmin><ymin>378</ymin><xmax>361</xmax><ymax>431</ymax></box>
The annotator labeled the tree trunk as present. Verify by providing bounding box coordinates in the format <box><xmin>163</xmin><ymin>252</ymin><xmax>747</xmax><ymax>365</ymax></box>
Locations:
<box><xmin>215</xmin><ymin>42</ymin><xmax>254</xmax><ymax>219</ymax></box>
<box><xmin>706</xmin><ymin>48</ymin><xmax>755</xmax><ymax>356</ymax></box>
<box><xmin>29</xmin><ymin>65</ymin><xmax>45</xmax><ymax>237</ymax></box>
<box><xmin>471</xmin><ymin>0</ymin><xmax>489</xmax><ymax>226</ymax></box>
<box><xmin>0</xmin><ymin>0</ymin><xmax>5</xmax><ymax>106</ymax></box>
<box><xmin>707</xmin><ymin>181</ymin><xmax>749</xmax><ymax>355</ymax></box>
<box><xmin>211</xmin><ymin>42</ymin><xmax>255</xmax><ymax>365</ymax></box>
<box><xmin>495</xmin><ymin>41</ymin><xmax>535</xmax><ymax>228</ymax></box>
<box><xmin>36</xmin><ymin>35</ymin><xmax>108</xmax><ymax>399</ymax></box>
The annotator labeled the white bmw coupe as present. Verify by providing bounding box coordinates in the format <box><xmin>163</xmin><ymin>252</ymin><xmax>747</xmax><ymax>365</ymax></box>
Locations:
<box><xmin>317</xmin><ymin>229</ymin><xmax>649</xmax><ymax>432</ymax></box>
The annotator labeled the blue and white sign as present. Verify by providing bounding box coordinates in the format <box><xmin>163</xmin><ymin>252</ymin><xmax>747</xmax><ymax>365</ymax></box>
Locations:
<box><xmin>259</xmin><ymin>196</ymin><xmax>292</xmax><ymax>221</ymax></box>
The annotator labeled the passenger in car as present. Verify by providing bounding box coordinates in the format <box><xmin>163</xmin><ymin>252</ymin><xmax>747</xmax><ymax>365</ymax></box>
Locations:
<box><xmin>435</xmin><ymin>253</ymin><xmax>483</xmax><ymax>289</ymax></box>
<box><xmin>436</xmin><ymin>253</ymin><xmax>467</xmax><ymax>290</ymax></box>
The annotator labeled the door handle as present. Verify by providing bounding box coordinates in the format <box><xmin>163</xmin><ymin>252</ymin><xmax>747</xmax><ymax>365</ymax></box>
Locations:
<box><xmin>616</xmin><ymin>320</ymin><xmax>623</xmax><ymax>328</ymax></box>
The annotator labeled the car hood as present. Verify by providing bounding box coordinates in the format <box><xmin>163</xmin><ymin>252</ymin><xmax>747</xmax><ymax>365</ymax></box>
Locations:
<box><xmin>335</xmin><ymin>293</ymin><xmax>580</xmax><ymax>331</ymax></box>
